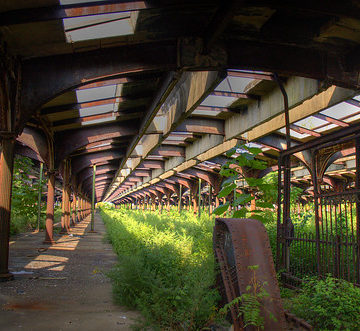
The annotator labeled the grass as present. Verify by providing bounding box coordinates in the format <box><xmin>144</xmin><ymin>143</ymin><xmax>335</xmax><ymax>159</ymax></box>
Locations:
<box><xmin>100</xmin><ymin>206</ymin><xmax>222</xmax><ymax>330</ymax></box>
<box><xmin>10</xmin><ymin>205</ymin><xmax>63</xmax><ymax>235</ymax></box>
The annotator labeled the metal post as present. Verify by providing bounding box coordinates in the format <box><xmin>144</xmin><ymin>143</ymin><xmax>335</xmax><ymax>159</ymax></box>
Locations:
<box><xmin>91</xmin><ymin>164</ymin><xmax>96</xmax><ymax>232</ymax></box>
<box><xmin>198</xmin><ymin>178</ymin><xmax>201</xmax><ymax>218</ymax></box>
<box><xmin>44</xmin><ymin>171</ymin><xmax>55</xmax><ymax>244</ymax></box>
<box><xmin>209</xmin><ymin>184</ymin><xmax>212</xmax><ymax>216</ymax></box>
<box><xmin>355</xmin><ymin>138</ymin><xmax>360</xmax><ymax>283</ymax></box>
<box><xmin>311</xmin><ymin>152</ymin><xmax>322</xmax><ymax>277</ymax></box>
<box><xmin>37</xmin><ymin>162</ymin><xmax>44</xmax><ymax>232</ymax></box>
<box><xmin>178</xmin><ymin>184</ymin><xmax>182</xmax><ymax>212</ymax></box>
<box><xmin>0</xmin><ymin>138</ymin><xmax>15</xmax><ymax>280</ymax></box>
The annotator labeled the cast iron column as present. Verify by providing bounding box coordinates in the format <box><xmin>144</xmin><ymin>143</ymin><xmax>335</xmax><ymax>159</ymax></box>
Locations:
<box><xmin>44</xmin><ymin>171</ymin><xmax>55</xmax><ymax>244</ymax></box>
<box><xmin>178</xmin><ymin>184</ymin><xmax>182</xmax><ymax>212</ymax></box>
<box><xmin>0</xmin><ymin>138</ymin><xmax>15</xmax><ymax>280</ymax></box>
<box><xmin>36</xmin><ymin>162</ymin><xmax>43</xmax><ymax>232</ymax></box>
<box><xmin>91</xmin><ymin>164</ymin><xmax>96</xmax><ymax>231</ymax></box>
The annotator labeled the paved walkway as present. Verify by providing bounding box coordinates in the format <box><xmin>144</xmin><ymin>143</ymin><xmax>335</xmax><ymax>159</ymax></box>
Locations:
<box><xmin>0</xmin><ymin>212</ymin><xmax>139</xmax><ymax>330</ymax></box>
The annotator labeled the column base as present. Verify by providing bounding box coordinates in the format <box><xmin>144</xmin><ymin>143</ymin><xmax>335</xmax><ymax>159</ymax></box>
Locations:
<box><xmin>0</xmin><ymin>272</ymin><xmax>14</xmax><ymax>282</ymax></box>
<box><xmin>88</xmin><ymin>230</ymin><xmax>97</xmax><ymax>233</ymax></box>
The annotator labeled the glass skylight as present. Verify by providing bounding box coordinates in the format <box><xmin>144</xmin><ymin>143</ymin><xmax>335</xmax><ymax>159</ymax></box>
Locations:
<box><xmin>79</xmin><ymin>104</ymin><xmax>114</xmax><ymax>117</ymax></box>
<box><xmin>321</xmin><ymin>102</ymin><xmax>357</xmax><ymax>119</ymax></box>
<box><xmin>76</xmin><ymin>85</ymin><xmax>116</xmax><ymax>103</ymax></box>
<box><xmin>192</xmin><ymin>109</ymin><xmax>221</xmax><ymax>117</ymax></box>
<box><xmin>63</xmin><ymin>11</ymin><xmax>138</xmax><ymax>42</ymax></box>
<box><xmin>278</xmin><ymin>128</ymin><xmax>310</xmax><ymax>139</ymax></box>
<box><xmin>200</xmin><ymin>95</ymin><xmax>237</xmax><ymax>108</ymax></box>
<box><xmin>295</xmin><ymin>116</ymin><xmax>327</xmax><ymax>129</ymax></box>
<box><xmin>216</xmin><ymin>76</ymin><xmax>253</xmax><ymax>93</ymax></box>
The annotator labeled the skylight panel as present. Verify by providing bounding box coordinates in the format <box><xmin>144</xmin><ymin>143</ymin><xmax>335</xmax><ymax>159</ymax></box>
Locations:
<box><xmin>63</xmin><ymin>11</ymin><xmax>138</xmax><ymax>42</ymax></box>
<box><xmin>76</xmin><ymin>85</ymin><xmax>116</xmax><ymax>103</ymax></box>
<box><xmin>278</xmin><ymin>128</ymin><xmax>310</xmax><ymax>139</ymax></box>
<box><xmin>295</xmin><ymin>116</ymin><xmax>327</xmax><ymax>129</ymax></box>
<box><xmin>215</xmin><ymin>76</ymin><xmax>253</xmax><ymax>93</ymax></box>
<box><xmin>79</xmin><ymin>104</ymin><xmax>114</xmax><ymax>117</ymax></box>
<box><xmin>192</xmin><ymin>109</ymin><xmax>221</xmax><ymax>117</ymax></box>
<box><xmin>344</xmin><ymin>113</ymin><xmax>360</xmax><ymax>123</ymax></box>
<box><xmin>315</xmin><ymin>123</ymin><xmax>337</xmax><ymax>132</ymax></box>
<box><xmin>321</xmin><ymin>102</ymin><xmax>357</xmax><ymax>119</ymax></box>
<box><xmin>200</xmin><ymin>95</ymin><xmax>237</xmax><ymax>107</ymax></box>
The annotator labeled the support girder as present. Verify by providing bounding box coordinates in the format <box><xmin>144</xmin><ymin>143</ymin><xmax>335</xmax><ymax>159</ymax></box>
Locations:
<box><xmin>175</xmin><ymin>118</ymin><xmax>224</xmax><ymax>135</ymax></box>
<box><xmin>17</xmin><ymin>127</ymin><xmax>49</xmax><ymax>166</ymax></box>
<box><xmin>55</xmin><ymin>122</ymin><xmax>137</xmax><ymax>165</ymax></box>
<box><xmin>71</xmin><ymin>151</ymin><xmax>123</xmax><ymax>175</ymax></box>
<box><xmin>21</xmin><ymin>42</ymin><xmax>177</xmax><ymax>130</ymax></box>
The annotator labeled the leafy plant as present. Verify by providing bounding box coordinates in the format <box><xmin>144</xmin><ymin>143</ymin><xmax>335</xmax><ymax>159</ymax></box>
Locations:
<box><xmin>10</xmin><ymin>156</ymin><xmax>46</xmax><ymax>234</ymax></box>
<box><xmin>101</xmin><ymin>207</ymin><xmax>221</xmax><ymax>330</ymax></box>
<box><xmin>220</xmin><ymin>265</ymin><xmax>276</xmax><ymax>330</ymax></box>
<box><xmin>289</xmin><ymin>275</ymin><xmax>360</xmax><ymax>329</ymax></box>
<box><xmin>213</xmin><ymin>144</ymin><xmax>277</xmax><ymax>223</ymax></box>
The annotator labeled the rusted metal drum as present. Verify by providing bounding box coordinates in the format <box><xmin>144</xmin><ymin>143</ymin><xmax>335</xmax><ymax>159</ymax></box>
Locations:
<box><xmin>214</xmin><ymin>218</ymin><xmax>287</xmax><ymax>330</ymax></box>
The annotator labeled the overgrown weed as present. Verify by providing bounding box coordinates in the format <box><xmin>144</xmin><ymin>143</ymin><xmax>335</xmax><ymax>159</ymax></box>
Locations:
<box><xmin>101</xmin><ymin>207</ymin><xmax>221</xmax><ymax>330</ymax></box>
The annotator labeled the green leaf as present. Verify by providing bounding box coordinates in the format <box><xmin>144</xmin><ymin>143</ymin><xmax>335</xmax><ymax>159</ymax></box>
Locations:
<box><xmin>245</xmin><ymin>147</ymin><xmax>263</xmax><ymax>155</ymax></box>
<box><xmin>245</xmin><ymin>177</ymin><xmax>264</xmax><ymax>187</ymax></box>
<box><xmin>225</xmin><ymin>147</ymin><xmax>237</xmax><ymax>157</ymax></box>
<box><xmin>213</xmin><ymin>203</ymin><xmax>230</xmax><ymax>215</ymax></box>
<box><xmin>218</xmin><ymin>183</ymin><xmax>237</xmax><ymax>198</ymax></box>
<box><xmin>222</xmin><ymin>175</ymin><xmax>238</xmax><ymax>185</ymax></box>
<box><xmin>232</xmin><ymin>208</ymin><xmax>247</xmax><ymax>218</ymax></box>
<box><xmin>255</xmin><ymin>201</ymin><xmax>274</xmax><ymax>209</ymax></box>
<box><xmin>233</xmin><ymin>194</ymin><xmax>253</xmax><ymax>206</ymax></box>
<box><xmin>251</xmin><ymin>214</ymin><xmax>268</xmax><ymax>223</ymax></box>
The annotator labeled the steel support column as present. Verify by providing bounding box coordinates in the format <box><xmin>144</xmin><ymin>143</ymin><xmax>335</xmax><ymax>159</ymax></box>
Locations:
<box><xmin>198</xmin><ymin>178</ymin><xmax>202</xmax><ymax>218</ymax></box>
<box><xmin>91</xmin><ymin>164</ymin><xmax>96</xmax><ymax>232</ymax></box>
<box><xmin>44</xmin><ymin>171</ymin><xmax>55</xmax><ymax>244</ymax></box>
<box><xmin>36</xmin><ymin>162</ymin><xmax>43</xmax><ymax>232</ymax></box>
<box><xmin>0</xmin><ymin>138</ymin><xmax>15</xmax><ymax>280</ymax></box>
<box><xmin>178</xmin><ymin>184</ymin><xmax>182</xmax><ymax>212</ymax></box>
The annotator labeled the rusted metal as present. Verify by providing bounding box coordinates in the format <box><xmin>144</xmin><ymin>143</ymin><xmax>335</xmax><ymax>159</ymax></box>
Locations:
<box><xmin>279</xmin><ymin>129</ymin><xmax>360</xmax><ymax>286</ymax></box>
<box><xmin>0</xmin><ymin>138</ymin><xmax>15</xmax><ymax>280</ymax></box>
<box><xmin>214</xmin><ymin>218</ymin><xmax>287</xmax><ymax>330</ymax></box>
<box><xmin>44</xmin><ymin>171</ymin><xmax>55</xmax><ymax>244</ymax></box>
<box><xmin>36</xmin><ymin>162</ymin><xmax>44</xmax><ymax>232</ymax></box>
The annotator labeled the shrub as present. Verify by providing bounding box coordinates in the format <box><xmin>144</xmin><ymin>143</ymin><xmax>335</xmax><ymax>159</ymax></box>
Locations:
<box><xmin>101</xmin><ymin>207</ymin><xmax>220</xmax><ymax>330</ymax></box>
<box><xmin>290</xmin><ymin>275</ymin><xmax>360</xmax><ymax>330</ymax></box>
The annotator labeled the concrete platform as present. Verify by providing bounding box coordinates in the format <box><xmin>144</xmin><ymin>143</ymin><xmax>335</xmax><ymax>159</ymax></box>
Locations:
<box><xmin>0</xmin><ymin>212</ymin><xmax>139</xmax><ymax>330</ymax></box>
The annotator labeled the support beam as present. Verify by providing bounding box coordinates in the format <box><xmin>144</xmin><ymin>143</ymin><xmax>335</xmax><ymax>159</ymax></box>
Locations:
<box><xmin>91</xmin><ymin>164</ymin><xmax>96</xmax><ymax>232</ymax></box>
<box><xmin>44</xmin><ymin>171</ymin><xmax>56</xmax><ymax>244</ymax></box>
<box><xmin>0</xmin><ymin>139</ymin><xmax>15</xmax><ymax>280</ymax></box>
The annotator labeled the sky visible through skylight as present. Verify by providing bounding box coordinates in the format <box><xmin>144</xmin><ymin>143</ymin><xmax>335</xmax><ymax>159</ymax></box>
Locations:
<box><xmin>60</xmin><ymin>0</ymin><xmax>138</xmax><ymax>42</ymax></box>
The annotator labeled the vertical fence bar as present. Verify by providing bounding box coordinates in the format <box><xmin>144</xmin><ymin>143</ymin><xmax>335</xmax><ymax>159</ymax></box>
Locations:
<box><xmin>276</xmin><ymin>157</ymin><xmax>283</xmax><ymax>271</ymax></box>
<box><xmin>198</xmin><ymin>178</ymin><xmax>201</xmax><ymax>218</ymax></box>
<box><xmin>91</xmin><ymin>164</ymin><xmax>96</xmax><ymax>232</ymax></box>
<box><xmin>209</xmin><ymin>184</ymin><xmax>212</xmax><ymax>217</ymax></box>
<box><xmin>37</xmin><ymin>162</ymin><xmax>44</xmax><ymax>232</ymax></box>
<box><xmin>178</xmin><ymin>184</ymin><xmax>182</xmax><ymax>212</ymax></box>
<box><xmin>311</xmin><ymin>151</ymin><xmax>322</xmax><ymax>277</ymax></box>
<box><xmin>356</xmin><ymin>137</ymin><xmax>360</xmax><ymax>283</ymax></box>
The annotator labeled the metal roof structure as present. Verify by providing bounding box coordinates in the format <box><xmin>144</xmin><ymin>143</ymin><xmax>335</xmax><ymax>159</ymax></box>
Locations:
<box><xmin>1</xmin><ymin>1</ymin><xmax>360</xmax><ymax>207</ymax></box>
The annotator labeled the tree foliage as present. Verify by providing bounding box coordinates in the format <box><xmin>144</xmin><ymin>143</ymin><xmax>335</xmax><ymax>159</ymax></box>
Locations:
<box><xmin>213</xmin><ymin>144</ymin><xmax>277</xmax><ymax>223</ymax></box>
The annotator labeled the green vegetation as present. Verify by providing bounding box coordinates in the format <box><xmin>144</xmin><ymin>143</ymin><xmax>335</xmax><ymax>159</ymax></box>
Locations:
<box><xmin>220</xmin><ymin>265</ymin><xmax>276</xmax><ymax>330</ymax></box>
<box><xmin>100</xmin><ymin>206</ymin><xmax>221</xmax><ymax>330</ymax></box>
<box><xmin>283</xmin><ymin>275</ymin><xmax>360</xmax><ymax>330</ymax></box>
<box><xmin>11</xmin><ymin>156</ymin><xmax>45</xmax><ymax>234</ymax></box>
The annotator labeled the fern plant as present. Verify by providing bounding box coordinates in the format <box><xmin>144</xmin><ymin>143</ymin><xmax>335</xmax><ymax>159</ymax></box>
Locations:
<box><xmin>220</xmin><ymin>265</ymin><xmax>276</xmax><ymax>330</ymax></box>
